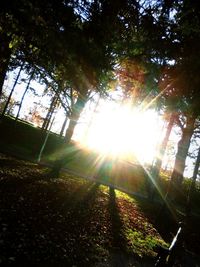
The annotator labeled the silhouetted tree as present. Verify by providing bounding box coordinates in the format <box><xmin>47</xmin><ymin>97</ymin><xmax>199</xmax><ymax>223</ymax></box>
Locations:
<box><xmin>15</xmin><ymin>70</ymin><xmax>34</xmax><ymax>122</ymax></box>
<box><xmin>1</xmin><ymin>62</ymin><xmax>24</xmax><ymax>118</ymax></box>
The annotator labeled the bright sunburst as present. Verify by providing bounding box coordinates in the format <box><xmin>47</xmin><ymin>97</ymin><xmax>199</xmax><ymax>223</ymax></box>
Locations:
<box><xmin>77</xmin><ymin>101</ymin><xmax>163</xmax><ymax>164</ymax></box>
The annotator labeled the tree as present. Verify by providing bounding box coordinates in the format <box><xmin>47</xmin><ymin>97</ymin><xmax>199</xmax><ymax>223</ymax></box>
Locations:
<box><xmin>186</xmin><ymin>142</ymin><xmax>200</xmax><ymax>217</ymax></box>
<box><xmin>148</xmin><ymin>112</ymin><xmax>176</xmax><ymax>200</ymax></box>
<box><xmin>15</xmin><ymin>70</ymin><xmax>34</xmax><ymax>123</ymax></box>
<box><xmin>41</xmin><ymin>94</ymin><xmax>59</xmax><ymax>133</ymax></box>
<box><xmin>25</xmin><ymin>104</ymin><xmax>43</xmax><ymax>127</ymax></box>
<box><xmin>48</xmin><ymin>0</ymin><xmax>147</xmax><ymax>175</ymax></box>
<box><xmin>168</xmin><ymin>0</ymin><xmax>200</xmax><ymax>192</ymax></box>
<box><xmin>0</xmin><ymin>62</ymin><xmax>24</xmax><ymax>118</ymax></box>
<box><xmin>0</xmin><ymin>32</ymin><xmax>12</xmax><ymax>96</ymax></box>
<box><xmin>154</xmin><ymin>113</ymin><xmax>176</xmax><ymax>175</ymax></box>
<box><xmin>144</xmin><ymin>0</ymin><xmax>200</xmax><ymax>198</ymax></box>
<box><xmin>59</xmin><ymin>116</ymin><xmax>68</xmax><ymax>138</ymax></box>
<box><xmin>171</xmin><ymin>115</ymin><xmax>196</xmax><ymax>186</ymax></box>
<box><xmin>2</xmin><ymin>0</ymin><xmax>191</xmax><ymax>181</ymax></box>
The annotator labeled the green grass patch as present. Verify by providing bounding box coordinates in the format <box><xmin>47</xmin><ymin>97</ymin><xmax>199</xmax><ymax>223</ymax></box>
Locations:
<box><xmin>125</xmin><ymin>228</ymin><xmax>168</xmax><ymax>257</ymax></box>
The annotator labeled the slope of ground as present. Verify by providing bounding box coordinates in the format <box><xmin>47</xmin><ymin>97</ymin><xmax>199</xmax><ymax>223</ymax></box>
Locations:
<box><xmin>0</xmin><ymin>153</ymin><xmax>167</xmax><ymax>266</ymax></box>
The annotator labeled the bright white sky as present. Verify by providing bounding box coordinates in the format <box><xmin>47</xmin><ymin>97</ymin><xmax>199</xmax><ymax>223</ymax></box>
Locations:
<box><xmin>74</xmin><ymin>99</ymin><xmax>163</xmax><ymax>164</ymax></box>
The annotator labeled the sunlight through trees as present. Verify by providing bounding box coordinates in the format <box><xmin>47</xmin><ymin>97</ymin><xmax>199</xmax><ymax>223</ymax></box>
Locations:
<box><xmin>0</xmin><ymin>0</ymin><xmax>200</xmax><ymax>220</ymax></box>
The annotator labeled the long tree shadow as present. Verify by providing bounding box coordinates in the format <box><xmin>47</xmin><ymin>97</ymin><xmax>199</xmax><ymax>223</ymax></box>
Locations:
<box><xmin>133</xmin><ymin>195</ymin><xmax>200</xmax><ymax>266</ymax></box>
<box><xmin>130</xmin><ymin>194</ymin><xmax>180</xmax><ymax>242</ymax></box>
<box><xmin>0</xmin><ymin>172</ymin><xmax>101</xmax><ymax>266</ymax></box>
<box><xmin>0</xmin><ymin>162</ymin><xmax>51</xmax><ymax>190</ymax></box>
<box><xmin>58</xmin><ymin>182</ymin><xmax>102</xmax><ymax>266</ymax></box>
<box><xmin>108</xmin><ymin>187</ymin><xmax>129</xmax><ymax>267</ymax></box>
<box><xmin>68</xmin><ymin>182</ymin><xmax>100</xmax><ymax>218</ymax></box>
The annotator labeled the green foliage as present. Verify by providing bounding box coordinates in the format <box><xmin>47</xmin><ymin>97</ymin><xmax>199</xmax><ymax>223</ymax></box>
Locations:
<box><xmin>125</xmin><ymin>228</ymin><xmax>168</xmax><ymax>257</ymax></box>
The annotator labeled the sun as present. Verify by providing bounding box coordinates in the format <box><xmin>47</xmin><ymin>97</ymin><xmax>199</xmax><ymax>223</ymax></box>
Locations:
<box><xmin>76</xmin><ymin>101</ymin><xmax>162</xmax><ymax>164</ymax></box>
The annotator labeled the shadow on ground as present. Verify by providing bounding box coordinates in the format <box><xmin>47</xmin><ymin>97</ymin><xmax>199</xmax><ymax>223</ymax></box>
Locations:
<box><xmin>0</xmin><ymin>154</ymin><xmax>159</xmax><ymax>266</ymax></box>
<box><xmin>130</xmin><ymin>194</ymin><xmax>200</xmax><ymax>267</ymax></box>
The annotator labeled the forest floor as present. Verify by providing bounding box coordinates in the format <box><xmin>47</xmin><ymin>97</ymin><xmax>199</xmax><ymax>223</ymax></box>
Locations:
<box><xmin>0</xmin><ymin>153</ymin><xmax>200</xmax><ymax>266</ymax></box>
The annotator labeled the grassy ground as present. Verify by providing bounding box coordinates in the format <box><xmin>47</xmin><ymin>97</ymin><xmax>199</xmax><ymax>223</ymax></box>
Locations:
<box><xmin>1</xmin><ymin>116</ymin><xmax>200</xmax><ymax>266</ymax></box>
<box><xmin>1</xmin><ymin>154</ymin><xmax>200</xmax><ymax>266</ymax></box>
<box><xmin>0</xmin><ymin>153</ymin><xmax>168</xmax><ymax>267</ymax></box>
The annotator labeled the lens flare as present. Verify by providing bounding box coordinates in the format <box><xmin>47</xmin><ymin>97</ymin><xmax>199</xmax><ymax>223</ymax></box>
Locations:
<box><xmin>77</xmin><ymin>102</ymin><xmax>162</xmax><ymax>164</ymax></box>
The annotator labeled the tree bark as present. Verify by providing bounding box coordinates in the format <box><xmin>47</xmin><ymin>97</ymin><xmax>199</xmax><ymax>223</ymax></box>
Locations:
<box><xmin>0</xmin><ymin>34</ymin><xmax>11</xmax><ymax>97</ymax></box>
<box><xmin>170</xmin><ymin>114</ymin><xmax>196</xmax><ymax>195</ymax></box>
<box><xmin>64</xmin><ymin>93</ymin><xmax>87</xmax><ymax>143</ymax></box>
<box><xmin>51</xmin><ymin>92</ymin><xmax>88</xmax><ymax>176</ymax></box>
<box><xmin>186</xmin><ymin>144</ymin><xmax>200</xmax><ymax>216</ymax></box>
<box><xmin>59</xmin><ymin>116</ymin><xmax>68</xmax><ymax>138</ymax></box>
<box><xmin>153</xmin><ymin>113</ymin><xmax>175</xmax><ymax>180</ymax></box>
<box><xmin>37</xmin><ymin>116</ymin><xmax>55</xmax><ymax>163</ymax></box>
<box><xmin>42</xmin><ymin>94</ymin><xmax>58</xmax><ymax>133</ymax></box>
<box><xmin>191</xmin><ymin>145</ymin><xmax>200</xmax><ymax>187</ymax></box>
<box><xmin>149</xmin><ymin>113</ymin><xmax>175</xmax><ymax>200</ymax></box>
<box><xmin>1</xmin><ymin>63</ymin><xmax>24</xmax><ymax>118</ymax></box>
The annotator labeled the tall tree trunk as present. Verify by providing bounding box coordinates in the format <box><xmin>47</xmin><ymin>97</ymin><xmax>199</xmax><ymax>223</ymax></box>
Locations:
<box><xmin>149</xmin><ymin>113</ymin><xmax>175</xmax><ymax>200</ymax></box>
<box><xmin>15</xmin><ymin>71</ymin><xmax>34</xmax><ymax>123</ymax></box>
<box><xmin>59</xmin><ymin>116</ymin><xmax>68</xmax><ymax>138</ymax></box>
<box><xmin>186</xmin><ymin>144</ymin><xmax>200</xmax><ymax>217</ymax></box>
<box><xmin>37</xmin><ymin>116</ymin><xmax>56</xmax><ymax>163</ymax></box>
<box><xmin>64</xmin><ymin>93</ymin><xmax>87</xmax><ymax>143</ymax></box>
<box><xmin>191</xmin><ymin>145</ymin><xmax>200</xmax><ymax>188</ymax></box>
<box><xmin>154</xmin><ymin>113</ymin><xmax>175</xmax><ymax>179</ymax></box>
<box><xmin>170</xmin><ymin>114</ymin><xmax>196</xmax><ymax>197</ymax></box>
<box><xmin>42</xmin><ymin>94</ymin><xmax>58</xmax><ymax>133</ymax></box>
<box><xmin>51</xmin><ymin>92</ymin><xmax>88</xmax><ymax>176</ymax></box>
<box><xmin>0</xmin><ymin>34</ymin><xmax>11</xmax><ymax>97</ymax></box>
<box><xmin>1</xmin><ymin>63</ymin><xmax>24</xmax><ymax>118</ymax></box>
